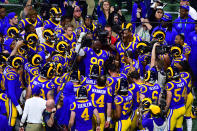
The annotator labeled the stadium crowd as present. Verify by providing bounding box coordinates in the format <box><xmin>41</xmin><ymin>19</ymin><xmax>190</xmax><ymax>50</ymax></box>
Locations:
<box><xmin>0</xmin><ymin>0</ymin><xmax>197</xmax><ymax>131</ymax></box>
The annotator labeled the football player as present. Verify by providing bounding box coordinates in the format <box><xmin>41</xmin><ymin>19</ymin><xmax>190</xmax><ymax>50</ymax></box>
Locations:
<box><xmin>44</xmin><ymin>7</ymin><xmax>61</xmax><ymax>30</ymax></box>
<box><xmin>68</xmin><ymin>86</ymin><xmax>101</xmax><ymax>131</ymax></box>
<box><xmin>26</xmin><ymin>62</ymin><xmax>55</xmax><ymax>100</ymax></box>
<box><xmin>18</xmin><ymin>9</ymin><xmax>43</xmax><ymax>30</ymax></box>
<box><xmin>113</xmin><ymin>78</ymin><xmax>133</xmax><ymax>131</ymax></box>
<box><xmin>3</xmin><ymin>55</ymin><xmax>24</xmax><ymax>128</ymax></box>
<box><xmin>88</xmin><ymin>75</ymin><xmax>112</xmax><ymax>130</ymax></box>
<box><xmin>165</xmin><ymin>66</ymin><xmax>187</xmax><ymax>131</ymax></box>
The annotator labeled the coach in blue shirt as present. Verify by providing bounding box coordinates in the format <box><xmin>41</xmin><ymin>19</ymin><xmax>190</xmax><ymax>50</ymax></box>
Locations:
<box><xmin>173</xmin><ymin>5</ymin><xmax>195</xmax><ymax>39</ymax></box>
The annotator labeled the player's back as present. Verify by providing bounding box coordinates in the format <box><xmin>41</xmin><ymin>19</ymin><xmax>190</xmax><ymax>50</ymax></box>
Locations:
<box><xmin>89</xmin><ymin>85</ymin><xmax>112</xmax><ymax>113</ymax></box>
<box><xmin>30</xmin><ymin>75</ymin><xmax>55</xmax><ymax>100</ymax></box>
<box><xmin>114</xmin><ymin>90</ymin><xmax>133</xmax><ymax>120</ymax></box>
<box><xmin>70</xmin><ymin>100</ymin><xmax>95</xmax><ymax>130</ymax></box>
<box><xmin>166</xmin><ymin>78</ymin><xmax>187</xmax><ymax>109</ymax></box>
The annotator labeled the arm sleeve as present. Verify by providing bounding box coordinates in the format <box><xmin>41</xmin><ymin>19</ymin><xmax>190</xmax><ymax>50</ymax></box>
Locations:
<box><xmin>7</xmin><ymin>79</ymin><xmax>19</xmax><ymax>106</ymax></box>
<box><xmin>21</xmin><ymin>100</ymin><xmax>29</xmax><ymax>124</ymax></box>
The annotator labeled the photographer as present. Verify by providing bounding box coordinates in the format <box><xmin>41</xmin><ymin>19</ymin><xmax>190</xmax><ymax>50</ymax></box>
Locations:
<box><xmin>43</xmin><ymin>99</ymin><xmax>63</xmax><ymax>131</ymax></box>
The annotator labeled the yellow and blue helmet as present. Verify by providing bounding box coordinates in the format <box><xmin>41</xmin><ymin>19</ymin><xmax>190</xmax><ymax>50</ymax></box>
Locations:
<box><xmin>40</xmin><ymin>62</ymin><xmax>55</xmax><ymax>79</ymax></box>
<box><xmin>166</xmin><ymin>66</ymin><xmax>180</xmax><ymax>80</ymax></box>
<box><xmin>43</xmin><ymin>28</ymin><xmax>55</xmax><ymax>42</ymax></box>
<box><xmin>50</xmin><ymin>7</ymin><xmax>62</xmax><ymax>21</ymax></box>
<box><xmin>7</xmin><ymin>55</ymin><xmax>24</xmax><ymax>69</ymax></box>
<box><xmin>121</xmin><ymin>22</ymin><xmax>133</xmax><ymax>32</ymax></box>
<box><xmin>170</xmin><ymin>44</ymin><xmax>183</xmax><ymax>58</ymax></box>
<box><xmin>7</xmin><ymin>26</ymin><xmax>19</xmax><ymax>38</ymax></box>
<box><xmin>55</xmin><ymin>41</ymin><xmax>69</xmax><ymax>53</ymax></box>
<box><xmin>152</xmin><ymin>29</ymin><xmax>166</xmax><ymax>42</ymax></box>
<box><xmin>144</xmin><ymin>67</ymin><xmax>158</xmax><ymax>84</ymax></box>
<box><xmin>76</xmin><ymin>86</ymin><xmax>88</xmax><ymax>100</ymax></box>
<box><xmin>25</xmin><ymin>32</ymin><xmax>39</xmax><ymax>46</ymax></box>
<box><xmin>115</xmin><ymin>78</ymin><xmax>129</xmax><ymax>95</ymax></box>
<box><xmin>28</xmin><ymin>53</ymin><xmax>42</xmax><ymax>67</ymax></box>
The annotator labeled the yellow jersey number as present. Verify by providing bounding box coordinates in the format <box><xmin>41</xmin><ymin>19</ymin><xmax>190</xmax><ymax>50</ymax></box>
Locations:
<box><xmin>122</xmin><ymin>100</ymin><xmax>132</xmax><ymax>115</ymax></box>
<box><xmin>174</xmin><ymin>87</ymin><xmax>186</xmax><ymax>102</ymax></box>
<box><xmin>81</xmin><ymin>108</ymin><xmax>89</xmax><ymax>121</ymax></box>
<box><xmin>90</xmin><ymin>57</ymin><xmax>104</xmax><ymax>66</ymax></box>
<box><xmin>91</xmin><ymin>93</ymin><xmax>104</xmax><ymax>108</ymax></box>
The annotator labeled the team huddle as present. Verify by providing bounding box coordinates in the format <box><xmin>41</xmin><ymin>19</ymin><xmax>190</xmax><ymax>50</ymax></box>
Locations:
<box><xmin>0</xmin><ymin>2</ymin><xmax>196</xmax><ymax>131</ymax></box>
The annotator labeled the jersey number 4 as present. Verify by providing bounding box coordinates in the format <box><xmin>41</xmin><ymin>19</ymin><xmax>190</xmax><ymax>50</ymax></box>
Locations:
<box><xmin>81</xmin><ymin>108</ymin><xmax>89</xmax><ymax>121</ymax></box>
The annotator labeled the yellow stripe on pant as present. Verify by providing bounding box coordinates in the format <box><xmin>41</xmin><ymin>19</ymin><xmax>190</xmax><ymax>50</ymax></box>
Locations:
<box><xmin>5</xmin><ymin>99</ymin><xmax>17</xmax><ymax>126</ymax></box>
<box><xmin>167</xmin><ymin>106</ymin><xmax>186</xmax><ymax>131</ymax></box>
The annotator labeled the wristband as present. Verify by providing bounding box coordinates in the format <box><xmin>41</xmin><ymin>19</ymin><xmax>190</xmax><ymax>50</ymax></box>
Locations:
<box><xmin>20</xmin><ymin>122</ymin><xmax>23</xmax><ymax>127</ymax></box>
<box><xmin>107</xmin><ymin>117</ymin><xmax>111</xmax><ymax>122</ymax></box>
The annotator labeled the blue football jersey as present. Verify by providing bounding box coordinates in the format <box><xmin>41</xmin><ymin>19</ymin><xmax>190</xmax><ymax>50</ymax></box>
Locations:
<box><xmin>83</xmin><ymin>48</ymin><xmax>109</xmax><ymax>77</ymax></box>
<box><xmin>30</xmin><ymin>75</ymin><xmax>55</xmax><ymax>100</ymax></box>
<box><xmin>140</xmin><ymin>83</ymin><xmax>161</xmax><ymax>103</ymax></box>
<box><xmin>19</xmin><ymin>15</ymin><xmax>43</xmax><ymax>29</ymax></box>
<box><xmin>44</xmin><ymin>18</ymin><xmax>60</xmax><ymax>30</ymax></box>
<box><xmin>57</xmin><ymin>32</ymin><xmax>77</xmax><ymax>48</ymax></box>
<box><xmin>165</xmin><ymin>78</ymin><xmax>187</xmax><ymax>109</ymax></box>
<box><xmin>88</xmin><ymin>85</ymin><xmax>112</xmax><ymax>113</ymax></box>
<box><xmin>70</xmin><ymin>100</ymin><xmax>96</xmax><ymax>130</ymax></box>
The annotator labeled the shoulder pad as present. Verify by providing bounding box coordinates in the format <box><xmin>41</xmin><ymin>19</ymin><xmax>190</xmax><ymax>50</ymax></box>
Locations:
<box><xmin>46</xmin><ymin>81</ymin><xmax>55</xmax><ymax>89</ymax></box>
<box><xmin>54</xmin><ymin>77</ymin><xmax>62</xmax><ymax>86</ymax></box>
<box><xmin>140</xmin><ymin>85</ymin><xmax>147</xmax><ymax>93</ymax></box>
<box><xmin>70</xmin><ymin>101</ymin><xmax>76</xmax><ymax>110</ymax></box>
<box><xmin>30</xmin><ymin>68</ymin><xmax>39</xmax><ymax>76</ymax></box>
<box><xmin>166</xmin><ymin>82</ymin><xmax>174</xmax><ymax>91</ymax></box>
<box><xmin>6</xmin><ymin>72</ymin><xmax>17</xmax><ymax>80</ymax></box>
<box><xmin>114</xmin><ymin>95</ymin><xmax>123</xmax><ymax>105</ymax></box>
<box><xmin>106</xmin><ymin>77</ymin><xmax>113</xmax><ymax>86</ymax></box>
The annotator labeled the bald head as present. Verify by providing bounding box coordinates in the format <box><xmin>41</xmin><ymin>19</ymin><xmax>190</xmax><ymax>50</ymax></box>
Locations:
<box><xmin>46</xmin><ymin>99</ymin><xmax>55</xmax><ymax>109</ymax></box>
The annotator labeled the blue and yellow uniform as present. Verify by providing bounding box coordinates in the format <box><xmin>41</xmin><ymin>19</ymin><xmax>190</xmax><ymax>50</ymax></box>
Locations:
<box><xmin>166</xmin><ymin>78</ymin><xmax>187</xmax><ymax>131</ymax></box>
<box><xmin>129</xmin><ymin>83</ymin><xmax>140</xmax><ymax>130</ymax></box>
<box><xmin>0</xmin><ymin>93</ymin><xmax>10</xmax><ymax>130</ymax></box>
<box><xmin>70</xmin><ymin>99</ymin><xmax>96</xmax><ymax>130</ymax></box>
<box><xmin>18</xmin><ymin>15</ymin><xmax>43</xmax><ymax>29</ymax></box>
<box><xmin>114</xmin><ymin>90</ymin><xmax>133</xmax><ymax>131</ymax></box>
<box><xmin>76</xmin><ymin>24</ymin><xmax>97</xmax><ymax>38</ymax></box>
<box><xmin>51</xmin><ymin>76</ymin><xmax>63</xmax><ymax>97</ymax></box>
<box><xmin>57</xmin><ymin>32</ymin><xmax>77</xmax><ymax>48</ymax></box>
<box><xmin>88</xmin><ymin>85</ymin><xmax>112</xmax><ymax>131</ymax></box>
<box><xmin>140</xmin><ymin>83</ymin><xmax>161</xmax><ymax>103</ymax></box>
<box><xmin>171</xmin><ymin>54</ymin><xmax>186</xmax><ymax>67</ymax></box>
<box><xmin>180</xmin><ymin>72</ymin><xmax>193</xmax><ymax>119</ymax></box>
<box><xmin>182</xmin><ymin>43</ymin><xmax>191</xmax><ymax>55</ymax></box>
<box><xmin>0</xmin><ymin>72</ymin><xmax>5</xmax><ymax>92</ymax></box>
<box><xmin>43</xmin><ymin>18</ymin><xmax>60</xmax><ymax>30</ymax></box>
<box><xmin>107</xmin><ymin>75</ymin><xmax>122</xmax><ymax>96</ymax></box>
<box><xmin>39</xmin><ymin>42</ymin><xmax>55</xmax><ymax>56</ymax></box>
<box><xmin>30</xmin><ymin>75</ymin><xmax>55</xmax><ymax>100</ymax></box>
<box><xmin>24</xmin><ymin>63</ymin><xmax>40</xmax><ymax>86</ymax></box>
<box><xmin>52</xmin><ymin>49</ymin><xmax>75</xmax><ymax>69</ymax></box>
<box><xmin>81</xmin><ymin>76</ymin><xmax>97</xmax><ymax>86</ymax></box>
<box><xmin>83</xmin><ymin>48</ymin><xmax>109</xmax><ymax>77</ymax></box>
<box><xmin>116</xmin><ymin>41</ymin><xmax>138</xmax><ymax>71</ymax></box>
<box><xmin>54</xmin><ymin>24</ymin><xmax>65</xmax><ymax>35</ymax></box>
<box><xmin>122</xmin><ymin>59</ymin><xmax>140</xmax><ymax>75</ymax></box>
<box><xmin>3</xmin><ymin>67</ymin><xmax>22</xmax><ymax>126</ymax></box>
